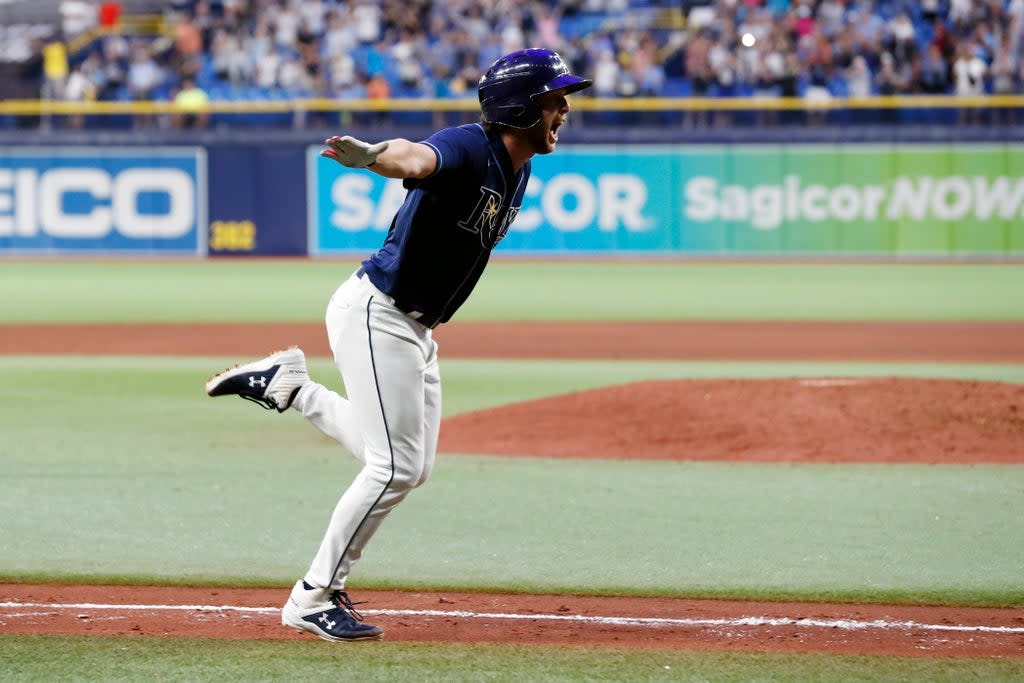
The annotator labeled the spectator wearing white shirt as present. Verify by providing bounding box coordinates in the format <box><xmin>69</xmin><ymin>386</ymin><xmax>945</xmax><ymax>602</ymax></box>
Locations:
<box><xmin>322</xmin><ymin>9</ymin><xmax>358</xmax><ymax>59</ymax></box>
<box><xmin>953</xmin><ymin>42</ymin><xmax>987</xmax><ymax>123</ymax></box>
<box><xmin>391</xmin><ymin>30</ymin><xmax>425</xmax><ymax>90</ymax></box>
<box><xmin>255</xmin><ymin>44</ymin><xmax>282</xmax><ymax>89</ymax></box>
<box><xmin>273</xmin><ymin>2</ymin><xmax>301</xmax><ymax>50</ymax></box>
<box><xmin>353</xmin><ymin>1</ymin><xmax>381</xmax><ymax>45</ymax></box>
<box><xmin>127</xmin><ymin>45</ymin><xmax>163</xmax><ymax>100</ymax></box>
<box><xmin>64</xmin><ymin>57</ymin><xmax>98</xmax><ymax>129</ymax></box>
<box><xmin>299</xmin><ymin>0</ymin><xmax>326</xmax><ymax>37</ymax></box>
<box><xmin>954</xmin><ymin>42</ymin><xmax>987</xmax><ymax>96</ymax></box>
<box><xmin>246</xmin><ymin>19</ymin><xmax>273</xmax><ymax>66</ymax></box>
<box><xmin>126</xmin><ymin>44</ymin><xmax>163</xmax><ymax>128</ymax></box>
<box><xmin>816</xmin><ymin>0</ymin><xmax>845</xmax><ymax>36</ymax></box>
<box><xmin>845</xmin><ymin>55</ymin><xmax>872</xmax><ymax>98</ymax></box>
<box><xmin>278</xmin><ymin>56</ymin><xmax>312</xmax><ymax>93</ymax></box>
<box><xmin>329</xmin><ymin>52</ymin><xmax>357</xmax><ymax>93</ymax></box>
<box><xmin>591</xmin><ymin>48</ymin><xmax>619</xmax><ymax>98</ymax></box>
<box><xmin>211</xmin><ymin>29</ymin><xmax>252</xmax><ymax>84</ymax></box>
<box><xmin>950</xmin><ymin>0</ymin><xmax>974</xmax><ymax>30</ymax></box>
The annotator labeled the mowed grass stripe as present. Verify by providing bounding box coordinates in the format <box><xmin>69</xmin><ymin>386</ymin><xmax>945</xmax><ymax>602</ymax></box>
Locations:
<box><xmin>2</xmin><ymin>261</ymin><xmax>1023</xmax><ymax>322</ymax></box>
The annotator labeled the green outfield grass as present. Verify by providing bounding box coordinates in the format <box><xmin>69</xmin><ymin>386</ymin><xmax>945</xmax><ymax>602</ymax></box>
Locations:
<box><xmin>3</xmin><ymin>636</ymin><xmax>1024</xmax><ymax>682</ymax></box>
<box><xmin>1</xmin><ymin>357</ymin><xmax>1021</xmax><ymax>606</ymax></box>
<box><xmin>2</xmin><ymin>260</ymin><xmax>1023</xmax><ymax>322</ymax></box>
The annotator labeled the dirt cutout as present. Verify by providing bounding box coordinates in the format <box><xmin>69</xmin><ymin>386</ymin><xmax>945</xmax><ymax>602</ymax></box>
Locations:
<box><xmin>441</xmin><ymin>377</ymin><xmax>1024</xmax><ymax>464</ymax></box>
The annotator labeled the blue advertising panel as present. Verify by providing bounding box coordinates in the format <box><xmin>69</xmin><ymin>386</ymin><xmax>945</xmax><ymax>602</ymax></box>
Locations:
<box><xmin>0</xmin><ymin>148</ymin><xmax>205</xmax><ymax>254</ymax></box>
<box><xmin>309</xmin><ymin>145</ymin><xmax>678</xmax><ymax>254</ymax></box>
<box><xmin>207</xmin><ymin>145</ymin><xmax>307</xmax><ymax>256</ymax></box>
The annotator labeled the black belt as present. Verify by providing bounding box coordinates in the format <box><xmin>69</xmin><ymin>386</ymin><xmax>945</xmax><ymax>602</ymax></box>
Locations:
<box><xmin>356</xmin><ymin>266</ymin><xmax>441</xmax><ymax>329</ymax></box>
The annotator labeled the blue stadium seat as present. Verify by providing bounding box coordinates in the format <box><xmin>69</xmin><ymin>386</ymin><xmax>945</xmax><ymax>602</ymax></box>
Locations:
<box><xmin>207</xmin><ymin>84</ymin><xmax>231</xmax><ymax>101</ymax></box>
<box><xmin>559</xmin><ymin>14</ymin><xmax>608</xmax><ymax>41</ymax></box>
<box><xmin>196</xmin><ymin>56</ymin><xmax>219</xmax><ymax>90</ymax></box>
<box><xmin>662</xmin><ymin>77</ymin><xmax>692</xmax><ymax>97</ymax></box>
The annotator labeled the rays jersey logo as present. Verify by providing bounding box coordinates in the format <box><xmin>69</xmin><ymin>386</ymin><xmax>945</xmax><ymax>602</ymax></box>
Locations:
<box><xmin>457</xmin><ymin>187</ymin><xmax>519</xmax><ymax>248</ymax></box>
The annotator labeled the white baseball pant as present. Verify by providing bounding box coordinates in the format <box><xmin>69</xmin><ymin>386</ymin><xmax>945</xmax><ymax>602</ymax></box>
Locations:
<box><xmin>290</xmin><ymin>270</ymin><xmax>441</xmax><ymax>590</ymax></box>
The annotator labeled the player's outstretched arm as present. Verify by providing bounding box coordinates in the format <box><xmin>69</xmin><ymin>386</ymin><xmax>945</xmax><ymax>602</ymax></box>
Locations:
<box><xmin>320</xmin><ymin>135</ymin><xmax>436</xmax><ymax>179</ymax></box>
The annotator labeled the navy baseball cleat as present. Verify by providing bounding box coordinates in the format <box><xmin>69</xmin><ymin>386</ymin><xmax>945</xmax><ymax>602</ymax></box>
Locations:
<box><xmin>205</xmin><ymin>347</ymin><xmax>308</xmax><ymax>412</ymax></box>
<box><xmin>281</xmin><ymin>580</ymin><xmax>383</xmax><ymax>641</ymax></box>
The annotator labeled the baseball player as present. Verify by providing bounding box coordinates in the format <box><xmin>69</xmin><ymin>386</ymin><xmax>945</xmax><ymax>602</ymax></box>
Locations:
<box><xmin>206</xmin><ymin>48</ymin><xmax>591</xmax><ymax>641</ymax></box>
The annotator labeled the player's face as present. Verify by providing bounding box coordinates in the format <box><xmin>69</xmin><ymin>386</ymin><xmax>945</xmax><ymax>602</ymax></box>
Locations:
<box><xmin>527</xmin><ymin>89</ymin><xmax>572</xmax><ymax>155</ymax></box>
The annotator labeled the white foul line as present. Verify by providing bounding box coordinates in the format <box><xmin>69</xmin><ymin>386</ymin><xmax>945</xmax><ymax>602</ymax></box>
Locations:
<box><xmin>1</xmin><ymin>602</ymin><xmax>1022</xmax><ymax>635</ymax></box>
<box><xmin>798</xmin><ymin>378</ymin><xmax>868</xmax><ymax>387</ymax></box>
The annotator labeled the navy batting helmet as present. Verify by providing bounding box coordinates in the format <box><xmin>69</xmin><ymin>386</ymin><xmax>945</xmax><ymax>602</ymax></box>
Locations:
<box><xmin>478</xmin><ymin>48</ymin><xmax>592</xmax><ymax>129</ymax></box>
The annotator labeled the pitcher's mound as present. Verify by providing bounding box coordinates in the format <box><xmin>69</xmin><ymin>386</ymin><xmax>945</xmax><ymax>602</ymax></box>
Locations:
<box><xmin>439</xmin><ymin>378</ymin><xmax>1024</xmax><ymax>464</ymax></box>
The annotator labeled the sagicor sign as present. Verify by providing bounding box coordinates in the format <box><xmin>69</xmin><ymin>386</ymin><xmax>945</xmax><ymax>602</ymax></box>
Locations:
<box><xmin>309</xmin><ymin>145</ymin><xmax>667</xmax><ymax>254</ymax></box>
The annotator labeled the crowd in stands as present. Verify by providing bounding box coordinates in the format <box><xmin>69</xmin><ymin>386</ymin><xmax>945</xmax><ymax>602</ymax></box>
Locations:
<box><xmin>8</xmin><ymin>0</ymin><xmax>1024</xmax><ymax>128</ymax></box>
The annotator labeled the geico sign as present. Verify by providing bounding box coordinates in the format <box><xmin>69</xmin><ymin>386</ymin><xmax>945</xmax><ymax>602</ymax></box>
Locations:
<box><xmin>0</xmin><ymin>168</ymin><xmax>195</xmax><ymax>238</ymax></box>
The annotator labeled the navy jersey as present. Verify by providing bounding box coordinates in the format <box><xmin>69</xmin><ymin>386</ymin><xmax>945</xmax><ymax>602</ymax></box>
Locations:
<box><xmin>361</xmin><ymin>124</ymin><xmax>530</xmax><ymax>326</ymax></box>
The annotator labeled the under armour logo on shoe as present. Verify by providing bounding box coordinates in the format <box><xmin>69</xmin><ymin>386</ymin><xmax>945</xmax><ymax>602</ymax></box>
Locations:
<box><xmin>249</xmin><ymin>376</ymin><xmax>267</xmax><ymax>388</ymax></box>
<box><xmin>318</xmin><ymin>614</ymin><xmax>336</xmax><ymax>630</ymax></box>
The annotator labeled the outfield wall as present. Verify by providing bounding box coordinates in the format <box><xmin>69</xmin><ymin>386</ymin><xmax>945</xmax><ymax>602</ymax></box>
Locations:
<box><xmin>2</xmin><ymin>138</ymin><xmax>1023</xmax><ymax>257</ymax></box>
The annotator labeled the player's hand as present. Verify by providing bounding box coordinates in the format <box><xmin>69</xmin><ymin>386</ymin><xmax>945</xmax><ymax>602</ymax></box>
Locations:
<box><xmin>320</xmin><ymin>135</ymin><xmax>389</xmax><ymax>168</ymax></box>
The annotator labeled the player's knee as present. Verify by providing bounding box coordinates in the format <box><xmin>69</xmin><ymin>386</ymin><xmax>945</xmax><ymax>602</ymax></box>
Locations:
<box><xmin>381</xmin><ymin>459</ymin><xmax>426</xmax><ymax>491</ymax></box>
<box><xmin>363</xmin><ymin>448</ymin><xmax>428</xmax><ymax>490</ymax></box>
<box><xmin>411</xmin><ymin>460</ymin><xmax>434</xmax><ymax>488</ymax></box>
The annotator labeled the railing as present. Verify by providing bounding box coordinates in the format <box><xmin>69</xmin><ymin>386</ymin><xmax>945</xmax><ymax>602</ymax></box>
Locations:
<box><xmin>3</xmin><ymin>94</ymin><xmax>1024</xmax><ymax>113</ymax></box>
<box><xmin>2</xmin><ymin>94</ymin><xmax>1023</xmax><ymax>132</ymax></box>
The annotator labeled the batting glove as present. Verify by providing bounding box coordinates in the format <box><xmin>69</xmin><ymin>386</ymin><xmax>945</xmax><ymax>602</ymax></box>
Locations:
<box><xmin>321</xmin><ymin>135</ymin><xmax>389</xmax><ymax>168</ymax></box>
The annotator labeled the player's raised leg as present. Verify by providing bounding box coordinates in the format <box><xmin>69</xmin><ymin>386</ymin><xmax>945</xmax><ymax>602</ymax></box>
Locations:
<box><xmin>292</xmin><ymin>382</ymin><xmax>366</xmax><ymax>463</ymax></box>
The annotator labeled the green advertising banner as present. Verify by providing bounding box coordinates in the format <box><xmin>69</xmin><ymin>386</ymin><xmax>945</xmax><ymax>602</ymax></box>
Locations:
<box><xmin>311</xmin><ymin>143</ymin><xmax>1024</xmax><ymax>255</ymax></box>
<box><xmin>675</xmin><ymin>145</ymin><xmax>1024</xmax><ymax>254</ymax></box>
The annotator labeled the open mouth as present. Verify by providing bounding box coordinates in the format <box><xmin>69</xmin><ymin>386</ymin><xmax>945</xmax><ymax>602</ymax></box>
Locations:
<box><xmin>550</xmin><ymin>120</ymin><xmax>563</xmax><ymax>143</ymax></box>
